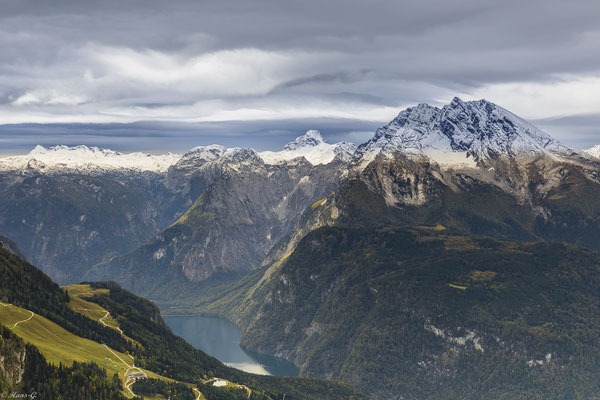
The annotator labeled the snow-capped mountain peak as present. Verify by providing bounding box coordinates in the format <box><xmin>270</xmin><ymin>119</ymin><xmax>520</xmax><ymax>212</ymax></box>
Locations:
<box><xmin>439</xmin><ymin>97</ymin><xmax>566</xmax><ymax>157</ymax></box>
<box><xmin>356</xmin><ymin>97</ymin><xmax>571</xmax><ymax>168</ymax></box>
<box><xmin>0</xmin><ymin>145</ymin><xmax>181</xmax><ymax>173</ymax></box>
<box><xmin>283</xmin><ymin>130</ymin><xmax>325</xmax><ymax>151</ymax></box>
<box><xmin>259</xmin><ymin>130</ymin><xmax>356</xmax><ymax>165</ymax></box>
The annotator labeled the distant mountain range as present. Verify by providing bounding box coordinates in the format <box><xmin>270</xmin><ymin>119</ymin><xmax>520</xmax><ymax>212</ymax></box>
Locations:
<box><xmin>0</xmin><ymin>144</ymin><xmax>181</xmax><ymax>173</ymax></box>
<box><xmin>1</xmin><ymin>99</ymin><xmax>599</xmax><ymax>288</ymax></box>
<box><xmin>3</xmin><ymin>98</ymin><xmax>600</xmax><ymax>399</ymax></box>
<box><xmin>0</xmin><ymin>128</ymin><xmax>356</xmax><ymax>286</ymax></box>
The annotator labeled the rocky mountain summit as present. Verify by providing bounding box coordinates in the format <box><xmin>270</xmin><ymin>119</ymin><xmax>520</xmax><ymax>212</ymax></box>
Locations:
<box><xmin>586</xmin><ymin>144</ymin><xmax>600</xmax><ymax>159</ymax></box>
<box><xmin>284</xmin><ymin>129</ymin><xmax>325</xmax><ymax>150</ymax></box>
<box><xmin>83</xmin><ymin>132</ymin><xmax>353</xmax><ymax>295</ymax></box>
<box><xmin>356</xmin><ymin>97</ymin><xmax>573</xmax><ymax>168</ymax></box>
<box><xmin>267</xmin><ymin>98</ymin><xmax>600</xmax><ymax>267</ymax></box>
<box><xmin>259</xmin><ymin>130</ymin><xmax>357</xmax><ymax>165</ymax></box>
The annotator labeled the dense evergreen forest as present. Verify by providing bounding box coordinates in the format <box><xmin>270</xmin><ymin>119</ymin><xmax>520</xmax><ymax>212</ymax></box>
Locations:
<box><xmin>87</xmin><ymin>281</ymin><xmax>368</xmax><ymax>400</ymax></box>
<box><xmin>211</xmin><ymin>226</ymin><xmax>600</xmax><ymax>399</ymax></box>
<box><xmin>131</xmin><ymin>378</ymin><xmax>195</xmax><ymax>400</ymax></box>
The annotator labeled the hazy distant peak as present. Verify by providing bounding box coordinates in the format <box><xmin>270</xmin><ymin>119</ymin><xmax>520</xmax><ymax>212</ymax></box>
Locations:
<box><xmin>0</xmin><ymin>144</ymin><xmax>181</xmax><ymax>173</ymax></box>
<box><xmin>29</xmin><ymin>144</ymin><xmax>121</xmax><ymax>157</ymax></box>
<box><xmin>284</xmin><ymin>130</ymin><xmax>325</xmax><ymax>151</ymax></box>
<box><xmin>260</xmin><ymin>130</ymin><xmax>356</xmax><ymax>165</ymax></box>
<box><xmin>184</xmin><ymin>144</ymin><xmax>227</xmax><ymax>159</ymax></box>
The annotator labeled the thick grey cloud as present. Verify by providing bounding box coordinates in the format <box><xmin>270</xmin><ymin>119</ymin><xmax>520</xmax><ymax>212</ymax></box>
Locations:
<box><xmin>534</xmin><ymin>114</ymin><xmax>600</xmax><ymax>148</ymax></box>
<box><xmin>0</xmin><ymin>118</ymin><xmax>380</xmax><ymax>154</ymax></box>
<box><xmin>0</xmin><ymin>0</ymin><xmax>599</xmax><ymax>152</ymax></box>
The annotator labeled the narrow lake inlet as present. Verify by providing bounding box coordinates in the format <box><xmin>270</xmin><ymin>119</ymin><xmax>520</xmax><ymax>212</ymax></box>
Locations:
<box><xmin>164</xmin><ymin>315</ymin><xmax>299</xmax><ymax>376</ymax></box>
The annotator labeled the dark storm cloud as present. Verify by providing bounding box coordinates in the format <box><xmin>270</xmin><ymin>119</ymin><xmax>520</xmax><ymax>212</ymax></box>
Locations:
<box><xmin>0</xmin><ymin>0</ymin><xmax>599</xmax><ymax>152</ymax></box>
<box><xmin>0</xmin><ymin>119</ymin><xmax>381</xmax><ymax>154</ymax></box>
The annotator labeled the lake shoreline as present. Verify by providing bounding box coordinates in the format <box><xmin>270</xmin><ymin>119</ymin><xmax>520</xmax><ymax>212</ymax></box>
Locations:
<box><xmin>164</xmin><ymin>314</ymin><xmax>299</xmax><ymax>377</ymax></box>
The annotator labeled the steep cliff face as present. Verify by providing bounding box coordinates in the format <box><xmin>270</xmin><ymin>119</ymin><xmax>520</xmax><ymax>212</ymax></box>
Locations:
<box><xmin>0</xmin><ymin>327</ymin><xmax>26</xmax><ymax>391</ymax></box>
<box><xmin>0</xmin><ymin>171</ymin><xmax>185</xmax><ymax>284</ymax></box>
<box><xmin>85</xmin><ymin>140</ymin><xmax>352</xmax><ymax>297</ymax></box>
<box><xmin>0</xmin><ymin>146</ymin><xmax>189</xmax><ymax>285</ymax></box>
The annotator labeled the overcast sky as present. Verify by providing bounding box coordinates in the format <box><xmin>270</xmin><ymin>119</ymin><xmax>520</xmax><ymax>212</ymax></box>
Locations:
<box><xmin>1</xmin><ymin>0</ymin><xmax>599</xmax><ymax>153</ymax></box>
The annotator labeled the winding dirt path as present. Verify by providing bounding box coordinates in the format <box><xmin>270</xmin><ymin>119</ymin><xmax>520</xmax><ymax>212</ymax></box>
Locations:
<box><xmin>239</xmin><ymin>384</ymin><xmax>252</xmax><ymax>398</ymax></box>
<box><xmin>78</xmin><ymin>302</ymin><xmax>249</xmax><ymax>399</ymax></box>
<box><xmin>103</xmin><ymin>344</ymin><xmax>133</xmax><ymax>368</ymax></box>
<box><xmin>5</xmin><ymin>301</ymin><xmax>149</xmax><ymax>397</ymax></box>
<box><xmin>102</xmin><ymin>344</ymin><xmax>144</xmax><ymax>396</ymax></box>
<box><xmin>13</xmin><ymin>310</ymin><xmax>34</xmax><ymax>329</ymax></box>
<box><xmin>99</xmin><ymin>310</ymin><xmax>123</xmax><ymax>335</ymax></box>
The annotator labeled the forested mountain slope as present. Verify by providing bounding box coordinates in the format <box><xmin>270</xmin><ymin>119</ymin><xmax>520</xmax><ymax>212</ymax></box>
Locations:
<box><xmin>207</xmin><ymin>227</ymin><xmax>600</xmax><ymax>399</ymax></box>
<box><xmin>0</xmin><ymin>238</ymin><xmax>368</xmax><ymax>399</ymax></box>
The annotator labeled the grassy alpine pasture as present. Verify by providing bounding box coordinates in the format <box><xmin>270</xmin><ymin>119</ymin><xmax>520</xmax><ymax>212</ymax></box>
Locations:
<box><xmin>64</xmin><ymin>283</ymin><xmax>111</xmax><ymax>297</ymax></box>
<box><xmin>0</xmin><ymin>302</ymin><xmax>188</xmax><ymax>399</ymax></box>
<box><xmin>65</xmin><ymin>284</ymin><xmax>121</xmax><ymax>330</ymax></box>
<box><xmin>0</xmin><ymin>302</ymin><xmax>131</xmax><ymax>377</ymax></box>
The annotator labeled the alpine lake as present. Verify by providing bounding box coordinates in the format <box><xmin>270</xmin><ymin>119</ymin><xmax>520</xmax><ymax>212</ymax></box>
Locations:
<box><xmin>164</xmin><ymin>315</ymin><xmax>299</xmax><ymax>376</ymax></box>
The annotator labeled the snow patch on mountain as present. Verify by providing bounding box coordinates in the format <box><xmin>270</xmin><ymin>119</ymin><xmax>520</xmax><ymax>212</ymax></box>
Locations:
<box><xmin>259</xmin><ymin>130</ymin><xmax>356</xmax><ymax>165</ymax></box>
<box><xmin>0</xmin><ymin>145</ymin><xmax>181</xmax><ymax>173</ymax></box>
<box><xmin>173</xmin><ymin>144</ymin><xmax>227</xmax><ymax>172</ymax></box>
<box><xmin>186</xmin><ymin>144</ymin><xmax>227</xmax><ymax>161</ymax></box>
<box><xmin>218</xmin><ymin>147</ymin><xmax>266</xmax><ymax>173</ymax></box>
<box><xmin>585</xmin><ymin>145</ymin><xmax>600</xmax><ymax>159</ymax></box>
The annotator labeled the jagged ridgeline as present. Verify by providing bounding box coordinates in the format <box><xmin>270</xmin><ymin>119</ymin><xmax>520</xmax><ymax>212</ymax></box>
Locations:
<box><xmin>3</xmin><ymin>99</ymin><xmax>600</xmax><ymax>300</ymax></box>
<box><xmin>267</xmin><ymin>98</ymin><xmax>600</xmax><ymax>263</ymax></box>
<box><xmin>4</xmin><ymin>98</ymin><xmax>600</xmax><ymax>399</ymax></box>
<box><xmin>0</xmin><ymin>131</ymin><xmax>354</xmax><ymax>293</ymax></box>
<box><xmin>0</xmin><ymin>238</ymin><xmax>368</xmax><ymax>399</ymax></box>
<box><xmin>82</xmin><ymin>131</ymin><xmax>354</xmax><ymax>299</ymax></box>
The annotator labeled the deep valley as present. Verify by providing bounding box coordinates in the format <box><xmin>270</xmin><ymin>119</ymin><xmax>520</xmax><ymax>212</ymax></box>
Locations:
<box><xmin>3</xmin><ymin>98</ymin><xmax>600</xmax><ymax>399</ymax></box>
